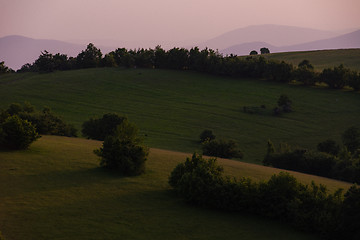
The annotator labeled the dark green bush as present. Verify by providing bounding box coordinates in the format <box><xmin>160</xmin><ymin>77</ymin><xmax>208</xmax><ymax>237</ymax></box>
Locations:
<box><xmin>317</xmin><ymin>139</ymin><xmax>340</xmax><ymax>156</ymax></box>
<box><xmin>339</xmin><ymin>185</ymin><xmax>360</xmax><ymax>239</ymax></box>
<box><xmin>82</xmin><ymin>113</ymin><xmax>125</xmax><ymax>140</ymax></box>
<box><xmin>342</xmin><ymin>126</ymin><xmax>360</xmax><ymax>153</ymax></box>
<box><xmin>202</xmin><ymin>139</ymin><xmax>243</xmax><ymax>159</ymax></box>
<box><xmin>94</xmin><ymin>119</ymin><xmax>148</xmax><ymax>175</ymax></box>
<box><xmin>199</xmin><ymin>129</ymin><xmax>215</xmax><ymax>143</ymax></box>
<box><xmin>0</xmin><ymin>115</ymin><xmax>40</xmax><ymax>150</ymax></box>
<box><xmin>3</xmin><ymin>102</ymin><xmax>77</xmax><ymax>137</ymax></box>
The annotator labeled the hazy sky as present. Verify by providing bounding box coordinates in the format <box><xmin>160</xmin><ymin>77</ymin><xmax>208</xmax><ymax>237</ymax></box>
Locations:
<box><xmin>1</xmin><ymin>0</ymin><xmax>359</xmax><ymax>45</ymax></box>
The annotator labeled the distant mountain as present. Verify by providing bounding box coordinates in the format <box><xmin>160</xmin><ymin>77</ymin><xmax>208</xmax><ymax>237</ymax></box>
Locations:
<box><xmin>279</xmin><ymin>29</ymin><xmax>360</xmax><ymax>52</ymax></box>
<box><xmin>197</xmin><ymin>24</ymin><xmax>338</xmax><ymax>50</ymax></box>
<box><xmin>221</xmin><ymin>29</ymin><xmax>360</xmax><ymax>56</ymax></box>
<box><xmin>0</xmin><ymin>35</ymin><xmax>113</xmax><ymax>70</ymax></box>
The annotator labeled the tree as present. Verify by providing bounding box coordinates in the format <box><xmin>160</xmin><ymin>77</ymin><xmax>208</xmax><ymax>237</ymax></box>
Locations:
<box><xmin>199</xmin><ymin>129</ymin><xmax>215</xmax><ymax>143</ymax></box>
<box><xmin>317</xmin><ymin>139</ymin><xmax>340</xmax><ymax>156</ymax></box>
<box><xmin>342</xmin><ymin>126</ymin><xmax>360</xmax><ymax>153</ymax></box>
<box><xmin>295</xmin><ymin>60</ymin><xmax>317</xmax><ymax>86</ymax></box>
<box><xmin>0</xmin><ymin>115</ymin><xmax>39</xmax><ymax>150</ymax></box>
<box><xmin>0</xmin><ymin>61</ymin><xmax>13</xmax><ymax>74</ymax></box>
<box><xmin>250</xmin><ymin>50</ymin><xmax>258</xmax><ymax>55</ymax></box>
<box><xmin>34</xmin><ymin>51</ymin><xmax>55</xmax><ymax>72</ymax></box>
<box><xmin>320</xmin><ymin>64</ymin><xmax>348</xmax><ymax>89</ymax></box>
<box><xmin>76</xmin><ymin>43</ymin><xmax>102</xmax><ymax>68</ymax></box>
<box><xmin>82</xmin><ymin>113</ymin><xmax>126</xmax><ymax>140</ymax></box>
<box><xmin>260</xmin><ymin>47</ymin><xmax>270</xmax><ymax>54</ymax></box>
<box><xmin>277</xmin><ymin>94</ymin><xmax>292</xmax><ymax>112</ymax></box>
<box><xmin>202</xmin><ymin>139</ymin><xmax>243</xmax><ymax>159</ymax></box>
<box><xmin>94</xmin><ymin>119</ymin><xmax>148</xmax><ymax>175</ymax></box>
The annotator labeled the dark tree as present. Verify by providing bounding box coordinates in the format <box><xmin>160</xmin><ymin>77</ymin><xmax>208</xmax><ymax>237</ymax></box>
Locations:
<box><xmin>295</xmin><ymin>60</ymin><xmax>317</xmax><ymax>86</ymax></box>
<box><xmin>260</xmin><ymin>47</ymin><xmax>270</xmax><ymax>54</ymax></box>
<box><xmin>250</xmin><ymin>50</ymin><xmax>258</xmax><ymax>55</ymax></box>
<box><xmin>199</xmin><ymin>130</ymin><xmax>216</xmax><ymax>143</ymax></box>
<box><xmin>277</xmin><ymin>94</ymin><xmax>292</xmax><ymax>112</ymax></box>
<box><xmin>0</xmin><ymin>61</ymin><xmax>14</xmax><ymax>74</ymax></box>
<box><xmin>342</xmin><ymin>126</ymin><xmax>360</xmax><ymax>153</ymax></box>
<box><xmin>94</xmin><ymin>119</ymin><xmax>148</xmax><ymax>175</ymax></box>
<box><xmin>76</xmin><ymin>43</ymin><xmax>102</xmax><ymax>68</ymax></box>
<box><xmin>82</xmin><ymin>113</ymin><xmax>126</xmax><ymax>140</ymax></box>
<box><xmin>0</xmin><ymin>115</ymin><xmax>39</xmax><ymax>150</ymax></box>
<box><xmin>320</xmin><ymin>64</ymin><xmax>348</xmax><ymax>89</ymax></box>
<box><xmin>317</xmin><ymin>139</ymin><xmax>340</xmax><ymax>156</ymax></box>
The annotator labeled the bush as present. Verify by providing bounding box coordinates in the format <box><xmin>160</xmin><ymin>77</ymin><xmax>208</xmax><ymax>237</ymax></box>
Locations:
<box><xmin>199</xmin><ymin>129</ymin><xmax>215</xmax><ymax>143</ymax></box>
<box><xmin>82</xmin><ymin>113</ymin><xmax>126</xmax><ymax>140</ymax></box>
<box><xmin>169</xmin><ymin>153</ymin><xmax>225</xmax><ymax>205</ymax></box>
<box><xmin>0</xmin><ymin>115</ymin><xmax>39</xmax><ymax>150</ymax></box>
<box><xmin>317</xmin><ymin>139</ymin><xmax>340</xmax><ymax>156</ymax></box>
<box><xmin>202</xmin><ymin>139</ymin><xmax>243</xmax><ymax>159</ymax></box>
<box><xmin>3</xmin><ymin>102</ymin><xmax>77</xmax><ymax>137</ymax></box>
<box><xmin>94</xmin><ymin>119</ymin><xmax>148</xmax><ymax>175</ymax></box>
<box><xmin>342</xmin><ymin>126</ymin><xmax>360</xmax><ymax>153</ymax></box>
<box><xmin>339</xmin><ymin>185</ymin><xmax>360</xmax><ymax>239</ymax></box>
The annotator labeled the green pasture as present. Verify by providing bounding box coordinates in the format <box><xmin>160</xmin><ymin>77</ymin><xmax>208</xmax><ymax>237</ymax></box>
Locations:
<box><xmin>0</xmin><ymin>135</ymin><xmax>351</xmax><ymax>240</ymax></box>
<box><xmin>264</xmin><ymin>49</ymin><xmax>360</xmax><ymax>71</ymax></box>
<box><xmin>0</xmin><ymin>68</ymin><xmax>359</xmax><ymax>164</ymax></box>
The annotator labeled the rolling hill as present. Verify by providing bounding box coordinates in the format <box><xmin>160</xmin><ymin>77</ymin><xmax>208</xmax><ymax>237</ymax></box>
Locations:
<box><xmin>1</xmin><ymin>68</ymin><xmax>359</xmax><ymax>164</ymax></box>
<box><xmin>0</xmin><ymin>135</ymin><xmax>350</xmax><ymax>239</ymax></box>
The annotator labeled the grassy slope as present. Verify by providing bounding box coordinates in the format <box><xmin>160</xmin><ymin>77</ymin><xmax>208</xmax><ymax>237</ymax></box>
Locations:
<box><xmin>0</xmin><ymin>68</ymin><xmax>359</xmax><ymax>164</ymax></box>
<box><xmin>0</xmin><ymin>135</ymin><xmax>351</xmax><ymax>240</ymax></box>
<box><xmin>263</xmin><ymin>49</ymin><xmax>360</xmax><ymax>71</ymax></box>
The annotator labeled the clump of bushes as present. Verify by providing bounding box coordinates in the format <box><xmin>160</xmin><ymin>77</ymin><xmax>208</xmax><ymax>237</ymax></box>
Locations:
<box><xmin>93</xmin><ymin>117</ymin><xmax>148</xmax><ymax>176</ymax></box>
<box><xmin>169</xmin><ymin>154</ymin><xmax>359</xmax><ymax>239</ymax></box>
<box><xmin>0</xmin><ymin>115</ymin><xmax>39</xmax><ymax>150</ymax></box>
<box><xmin>1</xmin><ymin>102</ymin><xmax>77</xmax><ymax>137</ymax></box>
<box><xmin>264</xmin><ymin>126</ymin><xmax>360</xmax><ymax>184</ymax></box>
<box><xmin>202</xmin><ymin>139</ymin><xmax>243</xmax><ymax>159</ymax></box>
<box><xmin>82</xmin><ymin>113</ymin><xmax>126</xmax><ymax>140</ymax></box>
<box><xmin>199</xmin><ymin>129</ymin><xmax>215</xmax><ymax>143</ymax></box>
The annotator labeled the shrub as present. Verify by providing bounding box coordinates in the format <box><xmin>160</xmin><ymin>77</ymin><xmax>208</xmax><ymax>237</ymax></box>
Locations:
<box><xmin>342</xmin><ymin>126</ymin><xmax>360</xmax><ymax>153</ymax></box>
<box><xmin>82</xmin><ymin>113</ymin><xmax>126</xmax><ymax>140</ymax></box>
<box><xmin>169</xmin><ymin>153</ymin><xmax>225</xmax><ymax>205</ymax></box>
<box><xmin>317</xmin><ymin>139</ymin><xmax>340</xmax><ymax>156</ymax></box>
<box><xmin>94</xmin><ymin>119</ymin><xmax>148</xmax><ymax>175</ymax></box>
<box><xmin>4</xmin><ymin>102</ymin><xmax>77</xmax><ymax>137</ymax></box>
<box><xmin>202</xmin><ymin>139</ymin><xmax>243</xmax><ymax>159</ymax></box>
<box><xmin>0</xmin><ymin>115</ymin><xmax>40</xmax><ymax>150</ymax></box>
<box><xmin>277</xmin><ymin>94</ymin><xmax>292</xmax><ymax>112</ymax></box>
<box><xmin>199</xmin><ymin>129</ymin><xmax>215</xmax><ymax>143</ymax></box>
<box><xmin>339</xmin><ymin>185</ymin><xmax>360</xmax><ymax>240</ymax></box>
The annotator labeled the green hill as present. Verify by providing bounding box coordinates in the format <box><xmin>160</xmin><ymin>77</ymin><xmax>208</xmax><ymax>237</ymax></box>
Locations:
<box><xmin>0</xmin><ymin>135</ymin><xmax>350</xmax><ymax>240</ymax></box>
<box><xmin>263</xmin><ymin>49</ymin><xmax>360</xmax><ymax>71</ymax></box>
<box><xmin>1</xmin><ymin>68</ymin><xmax>359</xmax><ymax>164</ymax></box>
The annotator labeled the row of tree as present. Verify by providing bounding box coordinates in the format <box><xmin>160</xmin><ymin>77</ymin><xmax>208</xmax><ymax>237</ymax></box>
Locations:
<box><xmin>169</xmin><ymin>153</ymin><xmax>360</xmax><ymax>239</ymax></box>
<box><xmin>0</xmin><ymin>102</ymin><xmax>76</xmax><ymax>150</ymax></box>
<box><xmin>264</xmin><ymin>126</ymin><xmax>360</xmax><ymax>184</ymax></box>
<box><xmin>12</xmin><ymin>43</ymin><xmax>360</xmax><ymax>91</ymax></box>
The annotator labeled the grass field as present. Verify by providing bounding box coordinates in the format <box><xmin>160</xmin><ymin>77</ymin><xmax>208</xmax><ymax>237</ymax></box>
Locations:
<box><xmin>0</xmin><ymin>135</ymin><xmax>352</xmax><ymax>240</ymax></box>
<box><xmin>263</xmin><ymin>49</ymin><xmax>360</xmax><ymax>71</ymax></box>
<box><xmin>1</xmin><ymin>68</ymin><xmax>359</xmax><ymax>164</ymax></box>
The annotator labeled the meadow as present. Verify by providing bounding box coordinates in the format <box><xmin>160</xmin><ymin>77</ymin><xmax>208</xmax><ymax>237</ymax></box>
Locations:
<box><xmin>0</xmin><ymin>135</ymin><xmax>351</xmax><ymax>240</ymax></box>
<box><xmin>1</xmin><ymin>68</ymin><xmax>359</xmax><ymax>164</ymax></box>
<box><xmin>263</xmin><ymin>49</ymin><xmax>360</xmax><ymax>71</ymax></box>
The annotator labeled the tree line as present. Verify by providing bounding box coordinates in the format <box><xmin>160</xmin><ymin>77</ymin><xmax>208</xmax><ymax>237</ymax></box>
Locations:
<box><xmin>169</xmin><ymin>153</ymin><xmax>360</xmax><ymax>239</ymax></box>
<box><xmin>264</xmin><ymin>126</ymin><xmax>360</xmax><ymax>184</ymax></box>
<box><xmin>4</xmin><ymin>43</ymin><xmax>358</xmax><ymax>91</ymax></box>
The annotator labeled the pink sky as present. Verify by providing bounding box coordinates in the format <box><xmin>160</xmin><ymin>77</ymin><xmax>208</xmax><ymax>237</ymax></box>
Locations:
<box><xmin>1</xmin><ymin>0</ymin><xmax>359</xmax><ymax>46</ymax></box>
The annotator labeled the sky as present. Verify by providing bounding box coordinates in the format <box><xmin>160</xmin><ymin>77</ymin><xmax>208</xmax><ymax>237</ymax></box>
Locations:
<box><xmin>1</xmin><ymin>0</ymin><xmax>360</xmax><ymax>47</ymax></box>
